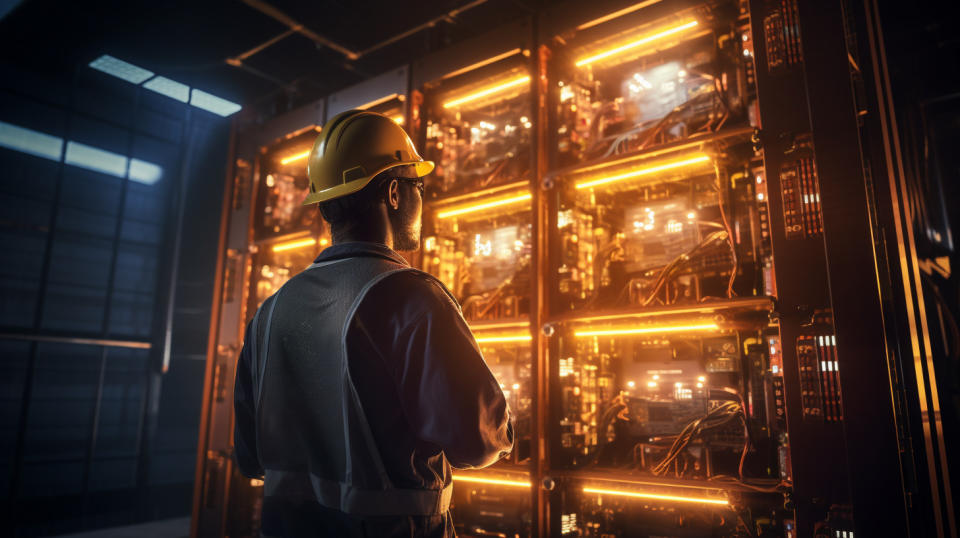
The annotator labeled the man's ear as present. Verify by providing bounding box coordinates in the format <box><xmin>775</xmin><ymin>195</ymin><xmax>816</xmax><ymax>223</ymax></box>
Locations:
<box><xmin>387</xmin><ymin>178</ymin><xmax>400</xmax><ymax>210</ymax></box>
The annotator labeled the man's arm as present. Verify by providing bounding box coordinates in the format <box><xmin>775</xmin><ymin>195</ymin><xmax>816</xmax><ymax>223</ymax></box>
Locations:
<box><xmin>233</xmin><ymin>317</ymin><xmax>264</xmax><ymax>479</ymax></box>
<box><xmin>358</xmin><ymin>271</ymin><xmax>514</xmax><ymax>469</ymax></box>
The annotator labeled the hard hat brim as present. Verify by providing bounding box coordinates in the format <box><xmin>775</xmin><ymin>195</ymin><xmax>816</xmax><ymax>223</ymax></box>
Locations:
<box><xmin>302</xmin><ymin>159</ymin><xmax>435</xmax><ymax>206</ymax></box>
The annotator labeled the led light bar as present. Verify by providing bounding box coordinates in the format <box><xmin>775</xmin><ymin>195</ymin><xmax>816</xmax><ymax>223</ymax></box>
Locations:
<box><xmin>575</xmin><ymin>323</ymin><xmax>719</xmax><ymax>338</ymax></box>
<box><xmin>436</xmin><ymin>192</ymin><xmax>532</xmax><ymax>219</ymax></box>
<box><xmin>583</xmin><ymin>486</ymin><xmax>728</xmax><ymax>506</ymax></box>
<box><xmin>391</xmin><ymin>114</ymin><xmax>405</xmax><ymax>125</ymax></box>
<box><xmin>575</xmin><ymin>154</ymin><xmax>711</xmax><ymax>190</ymax></box>
<box><xmin>474</xmin><ymin>334</ymin><xmax>533</xmax><ymax>344</ymax></box>
<box><xmin>453</xmin><ymin>475</ymin><xmax>531</xmax><ymax>488</ymax></box>
<box><xmin>272</xmin><ymin>238</ymin><xmax>317</xmax><ymax>252</ymax></box>
<box><xmin>442</xmin><ymin>76</ymin><xmax>530</xmax><ymax>109</ymax></box>
<box><xmin>281</xmin><ymin>151</ymin><xmax>310</xmax><ymax>165</ymax></box>
<box><xmin>575</xmin><ymin>20</ymin><xmax>700</xmax><ymax>67</ymax></box>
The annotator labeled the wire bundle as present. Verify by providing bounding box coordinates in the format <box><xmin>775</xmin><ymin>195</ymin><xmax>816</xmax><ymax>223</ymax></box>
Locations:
<box><xmin>649</xmin><ymin>400</ymin><xmax>744</xmax><ymax>476</ymax></box>
<box><xmin>640</xmin><ymin>230</ymin><xmax>729</xmax><ymax>306</ymax></box>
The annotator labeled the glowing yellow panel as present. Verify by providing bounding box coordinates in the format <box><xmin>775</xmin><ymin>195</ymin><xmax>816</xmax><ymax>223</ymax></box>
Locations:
<box><xmin>435</xmin><ymin>192</ymin><xmax>532</xmax><ymax>219</ymax></box>
<box><xmin>280</xmin><ymin>150</ymin><xmax>310</xmax><ymax>165</ymax></box>
<box><xmin>583</xmin><ymin>486</ymin><xmax>728</xmax><ymax>506</ymax></box>
<box><xmin>272</xmin><ymin>238</ymin><xmax>317</xmax><ymax>252</ymax></box>
<box><xmin>575</xmin><ymin>154</ymin><xmax>711</xmax><ymax>190</ymax></box>
<box><xmin>575</xmin><ymin>323</ymin><xmax>719</xmax><ymax>338</ymax></box>
<box><xmin>453</xmin><ymin>475</ymin><xmax>531</xmax><ymax>488</ymax></box>
<box><xmin>575</xmin><ymin>20</ymin><xmax>700</xmax><ymax>67</ymax></box>
<box><xmin>442</xmin><ymin>76</ymin><xmax>531</xmax><ymax>109</ymax></box>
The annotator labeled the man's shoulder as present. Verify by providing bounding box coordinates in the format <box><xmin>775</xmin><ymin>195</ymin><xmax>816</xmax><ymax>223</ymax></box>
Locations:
<box><xmin>358</xmin><ymin>268</ymin><xmax>460</xmax><ymax>320</ymax></box>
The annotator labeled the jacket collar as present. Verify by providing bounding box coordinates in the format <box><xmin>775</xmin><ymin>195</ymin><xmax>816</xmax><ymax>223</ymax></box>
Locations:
<box><xmin>313</xmin><ymin>241</ymin><xmax>410</xmax><ymax>267</ymax></box>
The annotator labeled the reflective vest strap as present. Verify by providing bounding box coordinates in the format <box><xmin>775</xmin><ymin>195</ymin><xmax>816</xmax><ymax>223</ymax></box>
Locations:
<box><xmin>264</xmin><ymin>470</ymin><xmax>453</xmax><ymax>517</ymax></box>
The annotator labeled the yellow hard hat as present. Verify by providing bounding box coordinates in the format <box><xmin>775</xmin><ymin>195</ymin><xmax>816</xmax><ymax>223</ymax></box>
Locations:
<box><xmin>302</xmin><ymin>110</ymin><xmax>434</xmax><ymax>205</ymax></box>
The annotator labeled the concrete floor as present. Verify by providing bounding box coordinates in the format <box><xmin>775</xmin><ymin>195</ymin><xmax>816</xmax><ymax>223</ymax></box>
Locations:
<box><xmin>53</xmin><ymin>517</ymin><xmax>190</xmax><ymax>538</ymax></box>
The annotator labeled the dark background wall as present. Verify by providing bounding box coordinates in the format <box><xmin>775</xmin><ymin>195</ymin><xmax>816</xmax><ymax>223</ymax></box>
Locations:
<box><xmin>0</xmin><ymin>58</ymin><xmax>230</xmax><ymax>536</ymax></box>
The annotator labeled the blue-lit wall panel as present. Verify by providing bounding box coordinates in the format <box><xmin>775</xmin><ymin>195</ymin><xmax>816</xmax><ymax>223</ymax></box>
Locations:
<box><xmin>0</xmin><ymin>57</ymin><xmax>229</xmax><ymax>536</ymax></box>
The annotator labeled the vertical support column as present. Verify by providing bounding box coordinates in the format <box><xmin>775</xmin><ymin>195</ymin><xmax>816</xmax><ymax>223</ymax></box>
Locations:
<box><xmin>190</xmin><ymin>123</ymin><xmax>239</xmax><ymax>538</ymax></box>
<box><xmin>747</xmin><ymin>0</ymin><xmax>850</xmax><ymax>535</ymax></box>
<box><xmin>793</xmin><ymin>1</ymin><xmax>910</xmax><ymax>536</ymax></box>
<box><xmin>530</xmin><ymin>35</ymin><xmax>553</xmax><ymax>537</ymax></box>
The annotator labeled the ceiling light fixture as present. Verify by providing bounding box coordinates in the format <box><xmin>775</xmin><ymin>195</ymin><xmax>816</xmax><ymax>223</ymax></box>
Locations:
<box><xmin>143</xmin><ymin>76</ymin><xmax>190</xmax><ymax>102</ymax></box>
<box><xmin>89</xmin><ymin>54</ymin><xmax>154</xmax><ymax>84</ymax></box>
<box><xmin>190</xmin><ymin>89</ymin><xmax>242</xmax><ymax>117</ymax></box>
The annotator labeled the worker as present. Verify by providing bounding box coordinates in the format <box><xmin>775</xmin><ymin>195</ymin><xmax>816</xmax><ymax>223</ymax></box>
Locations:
<box><xmin>233</xmin><ymin>110</ymin><xmax>514</xmax><ymax>538</ymax></box>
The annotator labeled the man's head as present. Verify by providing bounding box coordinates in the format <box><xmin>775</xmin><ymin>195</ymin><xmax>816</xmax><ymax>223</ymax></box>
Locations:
<box><xmin>318</xmin><ymin>164</ymin><xmax>423</xmax><ymax>250</ymax></box>
<box><xmin>302</xmin><ymin>109</ymin><xmax>433</xmax><ymax>250</ymax></box>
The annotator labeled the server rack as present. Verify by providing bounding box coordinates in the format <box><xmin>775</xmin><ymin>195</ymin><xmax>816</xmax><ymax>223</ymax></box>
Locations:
<box><xmin>191</xmin><ymin>96</ymin><xmax>327</xmax><ymax>538</ymax></box>
<box><xmin>408</xmin><ymin>19</ymin><xmax>538</xmax><ymax>537</ymax></box>
<box><xmin>193</xmin><ymin>1</ymin><xmax>955</xmax><ymax>536</ymax></box>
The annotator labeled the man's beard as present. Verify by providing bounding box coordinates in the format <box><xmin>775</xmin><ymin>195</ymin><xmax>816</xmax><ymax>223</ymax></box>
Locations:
<box><xmin>389</xmin><ymin>202</ymin><xmax>421</xmax><ymax>251</ymax></box>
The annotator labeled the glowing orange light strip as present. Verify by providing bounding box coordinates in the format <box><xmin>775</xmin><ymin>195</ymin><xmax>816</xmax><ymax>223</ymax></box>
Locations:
<box><xmin>575</xmin><ymin>323</ymin><xmax>719</xmax><ymax>338</ymax></box>
<box><xmin>280</xmin><ymin>150</ymin><xmax>310</xmax><ymax>165</ymax></box>
<box><xmin>272</xmin><ymin>238</ymin><xmax>317</xmax><ymax>252</ymax></box>
<box><xmin>442</xmin><ymin>76</ymin><xmax>531</xmax><ymax>109</ymax></box>
<box><xmin>474</xmin><ymin>334</ymin><xmax>533</xmax><ymax>344</ymax></box>
<box><xmin>575</xmin><ymin>154</ymin><xmax>711</xmax><ymax>190</ymax></box>
<box><xmin>575</xmin><ymin>20</ymin><xmax>700</xmax><ymax>67</ymax></box>
<box><xmin>583</xmin><ymin>487</ymin><xmax>728</xmax><ymax>506</ymax></box>
<box><xmin>436</xmin><ymin>192</ymin><xmax>532</xmax><ymax>219</ymax></box>
<box><xmin>453</xmin><ymin>475</ymin><xmax>531</xmax><ymax>488</ymax></box>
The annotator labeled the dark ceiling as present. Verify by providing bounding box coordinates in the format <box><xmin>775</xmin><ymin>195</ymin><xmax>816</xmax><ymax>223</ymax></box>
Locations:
<box><xmin>0</xmin><ymin>0</ymin><xmax>545</xmax><ymax>114</ymax></box>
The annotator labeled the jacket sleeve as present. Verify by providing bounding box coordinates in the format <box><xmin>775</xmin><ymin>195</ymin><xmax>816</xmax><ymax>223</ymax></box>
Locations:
<box><xmin>233</xmin><ymin>316</ymin><xmax>264</xmax><ymax>479</ymax></box>
<box><xmin>364</xmin><ymin>272</ymin><xmax>514</xmax><ymax>469</ymax></box>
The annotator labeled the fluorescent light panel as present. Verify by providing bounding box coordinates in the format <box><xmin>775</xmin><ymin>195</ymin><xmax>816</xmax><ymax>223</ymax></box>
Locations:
<box><xmin>128</xmin><ymin>158</ymin><xmax>163</xmax><ymax>185</ymax></box>
<box><xmin>0</xmin><ymin>121</ymin><xmax>63</xmax><ymax>161</ymax></box>
<box><xmin>190</xmin><ymin>89</ymin><xmax>242</xmax><ymax>117</ymax></box>
<box><xmin>0</xmin><ymin>121</ymin><xmax>162</xmax><ymax>185</ymax></box>
<box><xmin>143</xmin><ymin>76</ymin><xmax>190</xmax><ymax>102</ymax></box>
<box><xmin>89</xmin><ymin>55</ymin><xmax>154</xmax><ymax>84</ymax></box>
<box><xmin>65</xmin><ymin>141</ymin><xmax>128</xmax><ymax>177</ymax></box>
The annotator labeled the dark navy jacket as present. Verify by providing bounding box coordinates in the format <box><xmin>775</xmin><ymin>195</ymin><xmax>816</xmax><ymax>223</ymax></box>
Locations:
<box><xmin>234</xmin><ymin>242</ymin><xmax>513</xmax><ymax>537</ymax></box>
